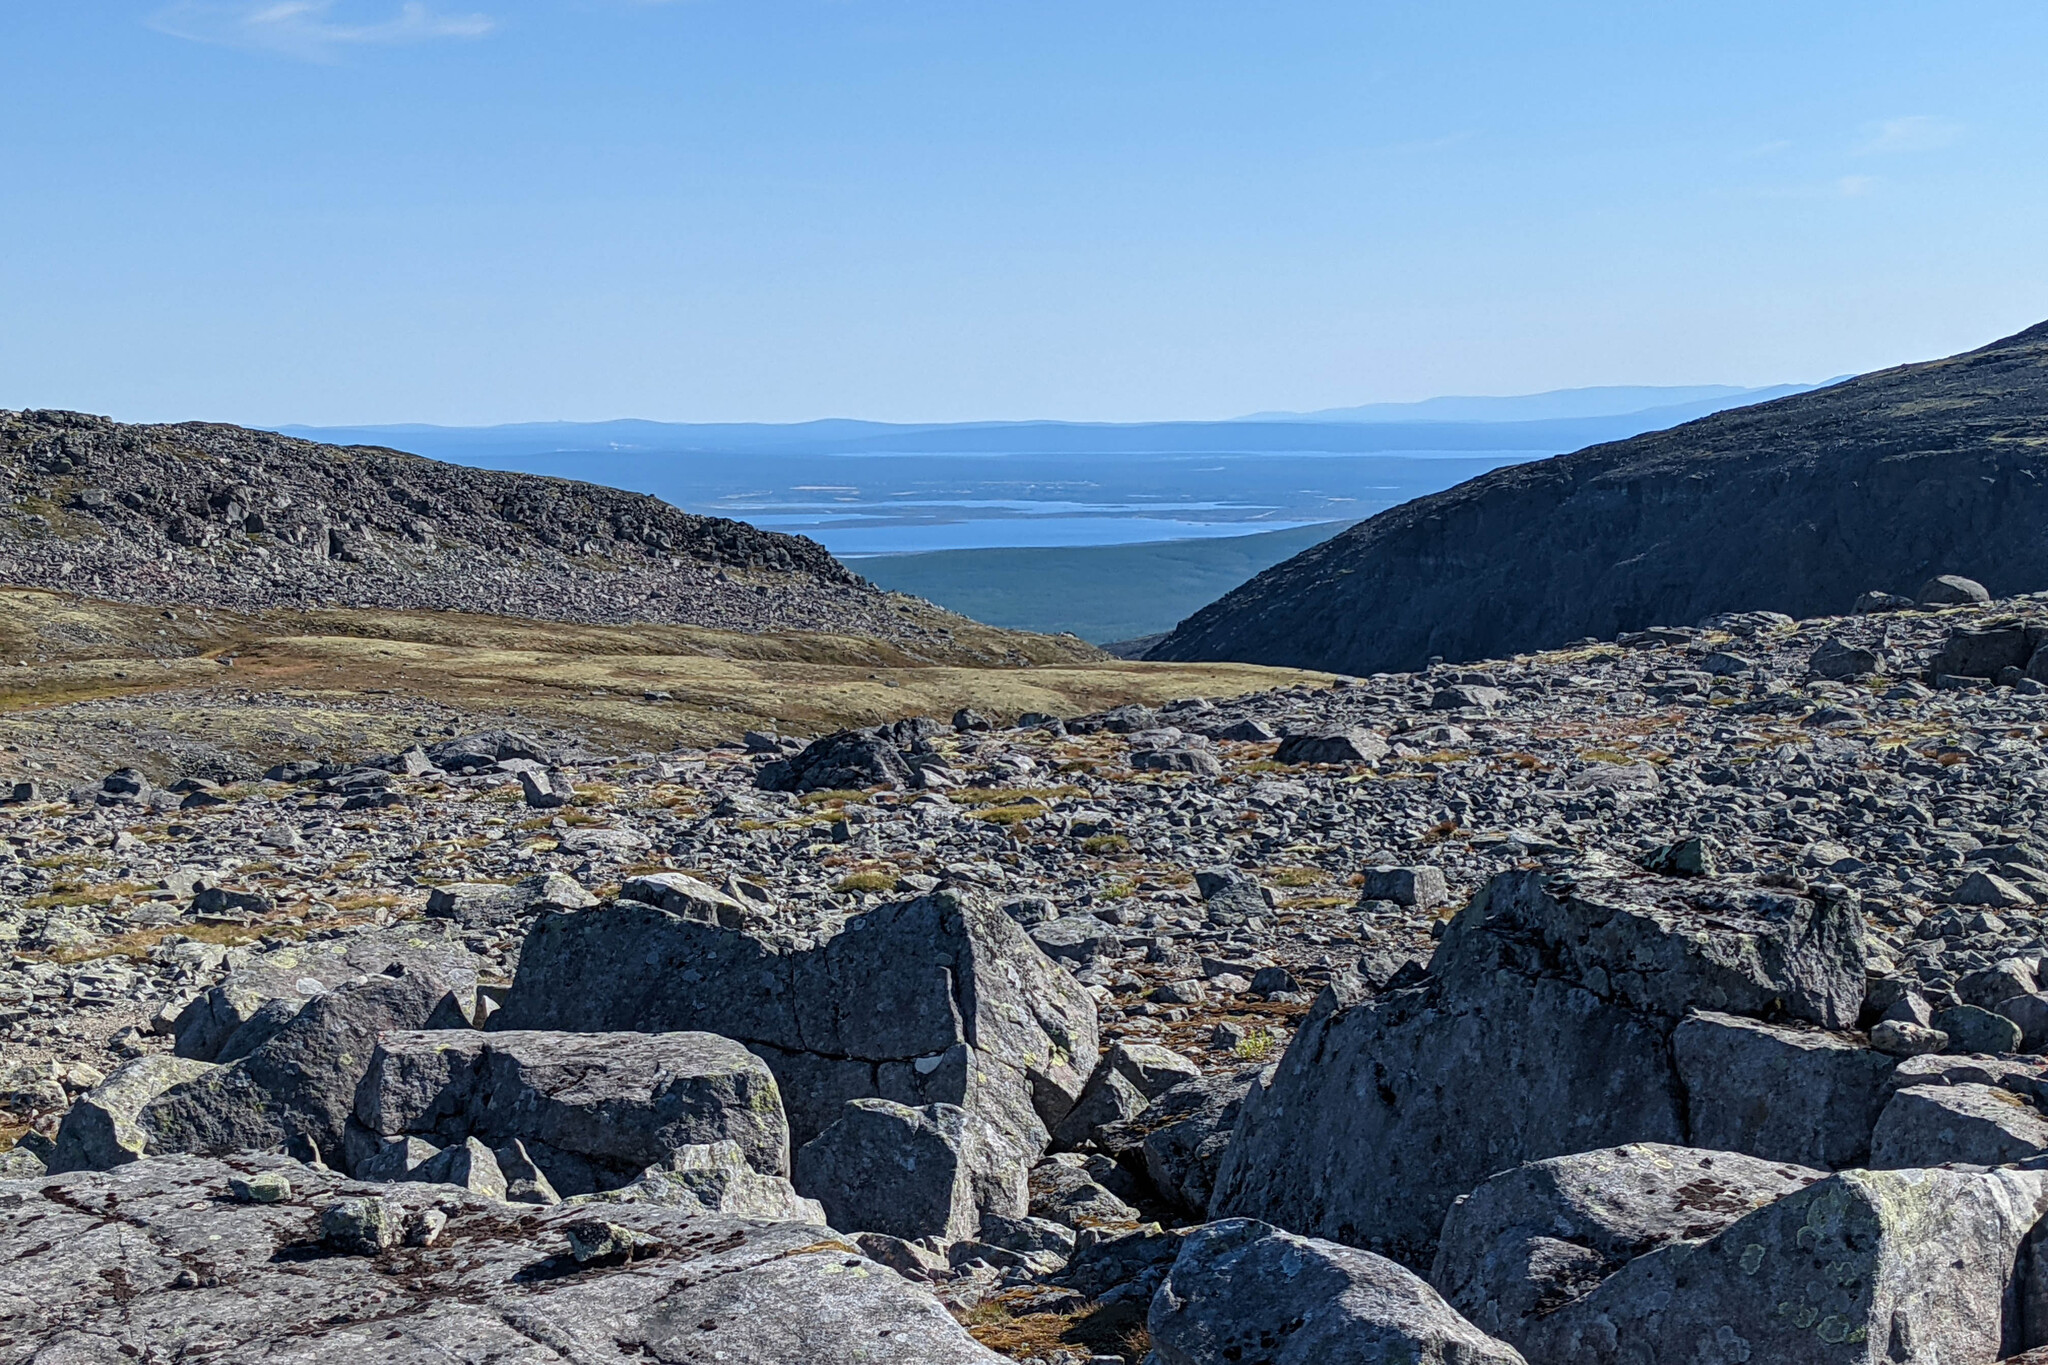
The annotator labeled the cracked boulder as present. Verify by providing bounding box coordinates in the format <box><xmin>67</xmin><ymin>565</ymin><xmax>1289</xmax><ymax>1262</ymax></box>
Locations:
<box><xmin>1870</xmin><ymin>1082</ymin><xmax>2048</xmax><ymax>1169</ymax></box>
<box><xmin>1149</xmin><ymin>1219</ymin><xmax>1526</xmax><ymax>1365</ymax></box>
<box><xmin>1673</xmin><ymin>1011</ymin><xmax>1892</xmax><ymax>1168</ymax></box>
<box><xmin>0</xmin><ymin>1155</ymin><xmax>1004</xmax><ymax>1363</ymax></box>
<box><xmin>172</xmin><ymin>921</ymin><xmax>478</xmax><ymax>1063</ymax></box>
<box><xmin>493</xmin><ymin>888</ymin><xmax>1098</xmax><ymax>1154</ymax></box>
<box><xmin>1430</xmin><ymin>1142</ymin><xmax>1823</xmax><ymax>1349</ymax></box>
<box><xmin>353</xmin><ymin>1028</ymin><xmax>790</xmax><ymax>1195</ymax></box>
<box><xmin>794</xmin><ymin>1098</ymin><xmax>1030</xmax><ymax>1243</ymax></box>
<box><xmin>1210</xmin><ymin>869</ymin><xmax>1866</xmax><ymax>1266</ymax></box>
<box><xmin>139</xmin><ymin>968</ymin><xmax>459</xmax><ymax>1168</ymax></box>
<box><xmin>1517</xmin><ymin>1166</ymin><xmax>2048</xmax><ymax>1365</ymax></box>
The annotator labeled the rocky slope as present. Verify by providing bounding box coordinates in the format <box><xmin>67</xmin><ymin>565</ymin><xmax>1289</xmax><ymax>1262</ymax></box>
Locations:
<box><xmin>10</xmin><ymin>588</ymin><xmax>2048</xmax><ymax>1363</ymax></box>
<box><xmin>1150</xmin><ymin>318</ymin><xmax>2048</xmax><ymax>674</ymax></box>
<box><xmin>0</xmin><ymin>409</ymin><xmax>950</xmax><ymax>638</ymax></box>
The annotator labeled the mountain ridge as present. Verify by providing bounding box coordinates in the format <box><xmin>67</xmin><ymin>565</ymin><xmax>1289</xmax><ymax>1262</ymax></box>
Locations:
<box><xmin>1235</xmin><ymin>380</ymin><xmax>1832</xmax><ymax>424</ymax></box>
<box><xmin>1148</xmin><ymin>320</ymin><xmax>2048</xmax><ymax>674</ymax></box>
<box><xmin>0</xmin><ymin>409</ymin><xmax>992</xmax><ymax>647</ymax></box>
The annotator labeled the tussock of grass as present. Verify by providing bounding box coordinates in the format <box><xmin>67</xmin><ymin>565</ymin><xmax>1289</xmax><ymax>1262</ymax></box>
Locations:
<box><xmin>329</xmin><ymin>892</ymin><xmax>402</xmax><ymax>913</ymax></box>
<box><xmin>25</xmin><ymin>879</ymin><xmax>160</xmax><ymax>910</ymax></box>
<box><xmin>833</xmin><ymin>870</ymin><xmax>898</xmax><ymax>895</ymax></box>
<box><xmin>1081</xmin><ymin>834</ymin><xmax>1131</xmax><ymax>854</ymax></box>
<box><xmin>28</xmin><ymin>854</ymin><xmax>110</xmax><ymax>871</ymax></box>
<box><xmin>799</xmin><ymin>788</ymin><xmax>871</xmax><ymax>807</ymax></box>
<box><xmin>974</xmin><ymin>804</ymin><xmax>1047</xmax><ymax>826</ymax></box>
<box><xmin>1269</xmin><ymin>867</ymin><xmax>1322</xmax><ymax>888</ymax></box>
<box><xmin>1233</xmin><ymin>1028</ymin><xmax>1281</xmax><ymax>1060</ymax></box>
<box><xmin>41</xmin><ymin>911</ymin><xmax>385</xmax><ymax>965</ymax></box>
<box><xmin>962</xmin><ymin>1292</ymin><xmax>1151</xmax><ymax>1363</ymax></box>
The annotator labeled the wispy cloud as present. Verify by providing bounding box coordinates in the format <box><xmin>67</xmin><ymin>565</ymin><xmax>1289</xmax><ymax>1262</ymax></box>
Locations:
<box><xmin>150</xmin><ymin>1</ymin><xmax>494</xmax><ymax>61</ymax></box>
<box><xmin>1835</xmin><ymin>174</ymin><xmax>1880</xmax><ymax>197</ymax></box>
<box><xmin>1733</xmin><ymin>138</ymin><xmax>1793</xmax><ymax>161</ymax></box>
<box><xmin>1857</xmin><ymin>115</ymin><xmax>1963</xmax><ymax>155</ymax></box>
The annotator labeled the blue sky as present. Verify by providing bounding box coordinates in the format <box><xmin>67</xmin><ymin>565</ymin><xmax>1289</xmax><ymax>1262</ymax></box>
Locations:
<box><xmin>3</xmin><ymin>2</ymin><xmax>2045</xmax><ymax>425</ymax></box>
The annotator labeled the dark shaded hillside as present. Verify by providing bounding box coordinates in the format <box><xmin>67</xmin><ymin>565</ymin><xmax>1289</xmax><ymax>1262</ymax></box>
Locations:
<box><xmin>1149</xmin><ymin>321</ymin><xmax>2048</xmax><ymax>674</ymax></box>
<box><xmin>0</xmin><ymin>410</ymin><xmax>950</xmax><ymax>639</ymax></box>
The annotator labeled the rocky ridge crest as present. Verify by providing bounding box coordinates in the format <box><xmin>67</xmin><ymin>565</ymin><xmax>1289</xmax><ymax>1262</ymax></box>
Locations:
<box><xmin>1151</xmin><ymin>319</ymin><xmax>2048</xmax><ymax>674</ymax></box>
<box><xmin>0</xmin><ymin>409</ymin><xmax>942</xmax><ymax>638</ymax></box>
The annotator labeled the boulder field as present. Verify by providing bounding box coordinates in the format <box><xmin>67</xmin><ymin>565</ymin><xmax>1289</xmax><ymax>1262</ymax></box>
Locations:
<box><xmin>11</xmin><ymin>589</ymin><xmax>2048</xmax><ymax>1361</ymax></box>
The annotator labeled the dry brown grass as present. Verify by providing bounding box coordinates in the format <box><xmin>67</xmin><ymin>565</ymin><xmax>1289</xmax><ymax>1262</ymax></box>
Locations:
<box><xmin>962</xmin><ymin>1292</ymin><xmax>1151</xmax><ymax>1362</ymax></box>
<box><xmin>23</xmin><ymin>880</ymin><xmax>157</xmax><ymax>909</ymax></box>
<box><xmin>973</xmin><ymin>804</ymin><xmax>1048</xmax><ymax>827</ymax></box>
<box><xmin>0</xmin><ymin>587</ymin><xmax>1325</xmax><ymax>778</ymax></box>
<box><xmin>39</xmin><ymin>910</ymin><xmax>389</xmax><ymax>965</ymax></box>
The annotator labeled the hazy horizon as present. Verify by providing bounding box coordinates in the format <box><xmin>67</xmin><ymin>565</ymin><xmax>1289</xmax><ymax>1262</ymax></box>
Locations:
<box><xmin>252</xmin><ymin>380</ymin><xmax>1817</xmax><ymax>435</ymax></box>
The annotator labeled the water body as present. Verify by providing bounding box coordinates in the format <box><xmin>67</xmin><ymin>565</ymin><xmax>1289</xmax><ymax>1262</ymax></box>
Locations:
<box><xmin>282</xmin><ymin>435</ymin><xmax>1547</xmax><ymax>556</ymax></box>
<box><xmin>282</xmin><ymin>385</ymin><xmax>1813</xmax><ymax>635</ymax></box>
<box><xmin>286</xmin><ymin>387</ymin><xmax>1821</xmax><ymax>558</ymax></box>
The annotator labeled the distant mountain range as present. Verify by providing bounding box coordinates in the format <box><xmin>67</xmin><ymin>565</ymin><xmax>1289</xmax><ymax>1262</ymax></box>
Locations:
<box><xmin>279</xmin><ymin>382</ymin><xmax>1832</xmax><ymax>463</ymax></box>
<box><xmin>1237</xmin><ymin>381</ymin><xmax>1836</xmax><ymax>425</ymax></box>
<box><xmin>1150</xmin><ymin>322</ymin><xmax>2048</xmax><ymax>674</ymax></box>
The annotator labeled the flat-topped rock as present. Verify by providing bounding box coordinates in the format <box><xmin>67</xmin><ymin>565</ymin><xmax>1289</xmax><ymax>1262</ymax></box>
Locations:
<box><xmin>1431</xmin><ymin>1143</ymin><xmax>1824</xmax><ymax>1347</ymax></box>
<box><xmin>0</xmin><ymin>1155</ymin><xmax>1002</xmax><ymax>1363</ymax></box>
<box><xmin>493</xmin><ymin>888</ymin><xmax>1098</xmax><ymax>1153</ymax></box>
<box><xmin>356</xmin><ymin>1029</ymin><xmax>790</xmax><ymax>1194</ymax></box>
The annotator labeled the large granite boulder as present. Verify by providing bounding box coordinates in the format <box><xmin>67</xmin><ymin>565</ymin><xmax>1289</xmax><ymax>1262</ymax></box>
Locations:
<box><xmin>1870</xmin><ymin>1081</ymin><xmax>2048</xmax><ymax>1169</ymax></box>
<box><xmin>0</xmin><ymin>1155</ymin><xmax>1003</xmax><ymax>1363</ymax></box>
<box><xmin>1673</xmin><ymin>1011</ymin><xmax>1893</xmax><ymax>1168</ymax></box>
<box><xmin>1430</xmin><ymin>1143</ymin><xmax>1823</xmax><ymax>1349</ymax></box>
<box><xmin>140</xmin><ymin>969</ymin><xmax>457</xmax><ymax>1168</ymax></box>
<box><xmin>424</xmin><ymin>871</ymin><xmax>596</xmax><ymax>928</ymax></box>
<box><xmin>1149</xmin><ymin>1219</ymin><xmax>1527</xmax><ymax>1365</ymax></box>
<box><xmin>1096</xmin><ymin>1066</ymin><xmax>1271</xmax><ymax>1216</ymax></box>
<box><xmin>794</xmin><ymin>1098</ymin><xmax>1030</xmax><ymax>1242</ymax></box>
<box><xmin>172</xmin><ymin>921</ymin><xmax>478</xmax><ymax>1062</ymax></box>
<box><xmin>1518</xmin><ymin>1166</ymin><xmax>2048</xmax><ymax>1365</ymax></box>
<box><xmin>48</xmin><ymin>1056</ymin><xmax>220</xmax><ymax>1173</ymax></box>
<box><xmin>354</xmin><ymin>1029</ymin><xmax>791</xmax><ymax>1194</ymax></box>
<box><xmin>493</xmin><ymin>888</ymin><xmax>1098</xmax><ymax>1153</ymax></box>
<box><xmin>1210</xmin><ymin>869</ymin><xmax>1866</xmax><ymax>1266</ymax></box>
<box><xmin>755</xmin><ymin>718</ymin><xmax>941</xmax><ymax>793</ymax></box>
